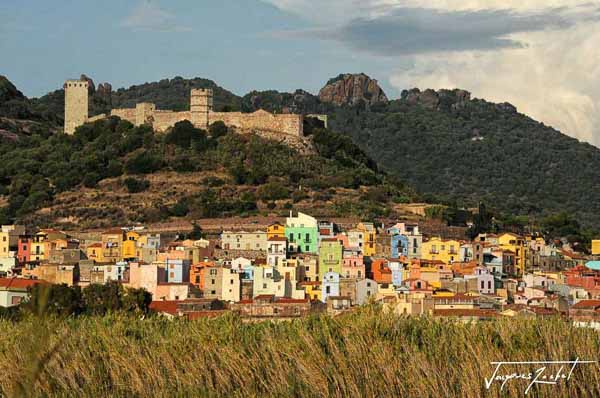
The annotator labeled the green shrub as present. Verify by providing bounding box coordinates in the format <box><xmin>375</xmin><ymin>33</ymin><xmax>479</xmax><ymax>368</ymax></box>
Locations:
<box><xmin>123</xmin><ymin>177</ymin><xmax>150</xmax><ymax>193</ymax></box>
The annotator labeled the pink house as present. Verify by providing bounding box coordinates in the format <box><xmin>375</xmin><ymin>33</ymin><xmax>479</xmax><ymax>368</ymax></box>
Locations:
<box><xmin>342</xmin><ymin>248</ymin><xmax>364</xmax><ymax>278</ymax></box>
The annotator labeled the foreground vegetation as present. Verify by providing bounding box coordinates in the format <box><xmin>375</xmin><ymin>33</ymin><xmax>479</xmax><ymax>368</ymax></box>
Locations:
<box><xmin>1</xmin><ymin>308</ymin><xmax>599</xmax><ymax>397</ymax></box>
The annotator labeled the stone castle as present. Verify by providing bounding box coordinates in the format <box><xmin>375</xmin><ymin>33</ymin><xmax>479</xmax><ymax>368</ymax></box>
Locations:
<box><xmin>64</xmin><ymin>79</ymin><xmax>308</xmax><ymax>136</ymax></box>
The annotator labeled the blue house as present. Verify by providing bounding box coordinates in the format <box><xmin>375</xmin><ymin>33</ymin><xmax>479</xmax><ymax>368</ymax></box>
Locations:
<box><xmin>165</xmin><ymin>259</ymin><xmax>190</xmax><ymax>283</ymax></box>
<box><xmin>391</xmin><ymin>234</ymin><xmax>409</xmax><ymax>258</ymax></box>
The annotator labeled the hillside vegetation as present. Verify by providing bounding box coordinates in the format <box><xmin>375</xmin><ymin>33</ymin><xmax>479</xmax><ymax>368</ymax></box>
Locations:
<box><xmin>2</xmin><ymin>75</ymin><xmax>600</xmax><ymax>230</ymax></box>
<box><xmin>0</xmin><ymin>115</ymin><xmax>413</xmax><ymax>228</ymax></box>
<box><xmin>2</xmin><ymin>309</ymin><xmax>599</xmax><ymax>397</ymax></box>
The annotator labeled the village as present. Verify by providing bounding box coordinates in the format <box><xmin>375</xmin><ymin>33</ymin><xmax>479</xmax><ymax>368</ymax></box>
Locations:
<box><xmin>1</xmin><ymin>212</ymin><xmax>599</xmax><ymax>323</ymax></box>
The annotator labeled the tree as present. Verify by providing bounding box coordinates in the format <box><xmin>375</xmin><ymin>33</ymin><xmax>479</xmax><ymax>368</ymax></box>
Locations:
<box><xmin>24</xmin><ymin>284</ymin><xmax>83</xmax><ymax>317</ymax></box>
<box><xmin>82</xmin><ymin>281</ymin><xmax>123</xmax><ymax>315</ymax></box>
<box><xmin>208</xmin><ymin>121</ymin><xmax>228</xmax><ymax>138</ymax></box>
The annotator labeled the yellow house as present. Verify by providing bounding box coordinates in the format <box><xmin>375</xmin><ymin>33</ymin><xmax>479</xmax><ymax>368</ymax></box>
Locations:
<box><xmin>30</xmin><ymin>231</ymin><xmax>48</xmax><ymax>262</ymax></box>
<box><xmin>267</xmin><ymin>222</ymin><xmax>285</xmax><ymax>239</ymax></box>
<box><xmin>498</xmin><ymin>233</ymin><xmax>526</xmax><ymax>276</ymax></box>
<box><xmin>86</xmin><ymin>243</ymin><xmax>105</xmax><ymax>262</ymax></box>
<box><xmin>122</xmin><ymin>231</ymin><xmax>140</xmax><ymax>260</ymax></box>
<box><xmin>421</xmin><ymin>237</ymin><xmax>461</xmax><ymax>265</ymax></box>
<box><xmin>592</xmin><ymin>240</ymin><xmax>600</xmax><ymax>255</ymax></box>
<box><xmin>300</xmin><ymin>281</ymin><xmax>321</xmax><ymax>301</ymax></box>
<box><xmin>0</xmin><ymin>225</ymin><xmax>26</xmax><ymax>258</ymax></box>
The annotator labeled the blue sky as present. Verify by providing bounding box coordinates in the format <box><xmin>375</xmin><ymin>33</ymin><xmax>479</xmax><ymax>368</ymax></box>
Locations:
<box><xmin>1</xmin><ymin>0</ymin><xmax>599</xmax><ymax>147</ymax></box>
<box><xmin>0</xmin><ymin>0</ymin><xmax>404</xmax><ymax>98</ymax></box>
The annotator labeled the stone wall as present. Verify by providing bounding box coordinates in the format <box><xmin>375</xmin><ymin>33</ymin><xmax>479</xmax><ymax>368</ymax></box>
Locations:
<box><xmin>111</xmin><ymin>108</ymin><xmax>136</xmax><ymax>124</ymax></box>
<box><xmin>153</xmin><ymin>110</ymin><xmax>190</xmax><ymax>132</ymax></box>
<box><xmin>210</xmin><ymin>110</ymin><xmax>303</xmax><ymax>137</ymax></box>
<box><xmin>105</xmin><ymin>92</ymin><xmax>303</xmax><ymax>136</ymax></box>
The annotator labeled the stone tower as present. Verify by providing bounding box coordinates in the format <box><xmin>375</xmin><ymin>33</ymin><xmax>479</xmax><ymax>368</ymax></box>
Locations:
<box><xmin>64</xmin><ymin>79</ymin><xmax>89</xmax><ymax>134</ymax></box>
<box><xmin>190</xmin><ymin>88</ymin><xmax>213</xmax><ymax>129</ymax></box>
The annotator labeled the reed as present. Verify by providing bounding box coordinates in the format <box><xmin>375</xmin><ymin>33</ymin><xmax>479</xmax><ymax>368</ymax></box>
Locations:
<box><xmin>0</xmin><ymin>307</ymin><xmax>598</xmax><ymax>397</ymax></box>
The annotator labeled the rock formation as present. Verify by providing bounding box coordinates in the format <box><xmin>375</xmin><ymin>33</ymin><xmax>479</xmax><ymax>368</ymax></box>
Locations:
<box><xmin>318</xmin><ymin>73</ymin><xmax>388</xmax><ymax>106</ymax></box>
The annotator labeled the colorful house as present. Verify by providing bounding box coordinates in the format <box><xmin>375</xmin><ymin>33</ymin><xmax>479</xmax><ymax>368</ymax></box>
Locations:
<box><xmin>285</xmin><ymin>212</ymin><xmax>318</xmax><ymax>254</ymax></box>
<box><xmin>371</xmin><ymin>259</ymin><xmax>392</xmax><ymax>284</ymax></box>
<box><xmin>122</xmin><ymin>231</ymin><xmax>140</xmax><ymax>260</ymax></box>
<box><xmin>300</xmin><ymin>281</ymin><xmax>321</xmax><ymax>301</ymax></box>
<box><xmin>342</xmin><ymin>248</ymin><xmax>364</xmax><ymax>279</ymax></box>
<box><xmin>267</xmin><ymin>222</ymin><xmax>285</xmax><ymax>239</ymax></box>
<box><xmin>421</xmin><ymin>237</ymin><xmax>461</xmax><ymax>265</ymax></box>
<box><xmin>321</xmin><ymin>272</ymin><xmax>340</xmax><ymax>303</ymax></box>
<box><xmin>318</xmin><ymin>238</ymin><xmax>343</xmax><ymax>281</ymax></box>
<box><xmin>348</xmin><ymin>222</ymin><xmax>377</xmax><ymax>256</ymax></box>
<box><xmin>498</xmin><ymin>233</ymin><xmax>526</xmax><ymax>276</ymax></box>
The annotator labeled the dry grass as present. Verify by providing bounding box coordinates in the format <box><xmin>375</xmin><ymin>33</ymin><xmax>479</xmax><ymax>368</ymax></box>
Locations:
<box><xmin>1</xmin><ymin>307</ymin><xmax>599</xmax><ymax>397</ymax></box>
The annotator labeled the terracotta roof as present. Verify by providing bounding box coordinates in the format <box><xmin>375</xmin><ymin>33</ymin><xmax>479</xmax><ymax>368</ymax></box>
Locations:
<box><xmin>268</xmin><ymin>236</ymin><xmax>287</xmax><ymax>242</ymax></box>
<box><xmin>0</xmin><ymin>278</ymin><xmax>44</xmax><ymax>289</ymax></box>
<box><xmin>149</xmin><ymin>300</ymin><xmax>178</xmax><ymax>314</ymax></box>
<box><xmin>87</xmin><ymin>243</ymin><xmax>102</xmax><ymax>248</ymax></box>
<box><xmin>571</xmin><ymin>300</ymin><xmax>600</xmax><ymax>309</ymax></box>
<box><xmin>321</xmin><ymin>238</ymin><xmax>341</xmax><ymax>243</ymax></box>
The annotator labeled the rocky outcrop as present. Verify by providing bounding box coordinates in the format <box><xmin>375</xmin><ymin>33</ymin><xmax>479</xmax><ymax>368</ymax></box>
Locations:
<box><xmin>319</xmin><ymin>73</ymin><xmax>388</xmax><ymax>106</ymax></box>
<box><xmin>402</xmin><ymin>88</ymin><xmax>472</xmax><ymax>111</ymax></box>
<box><xmin>80</xmin><ymin>74</ymin><xmax>96</xmax><ymax>94</ymax></box>
<box><xmin>97</xmin><ymin>83</ymin><xmax>113</xmax><ymax>105</ymax></box>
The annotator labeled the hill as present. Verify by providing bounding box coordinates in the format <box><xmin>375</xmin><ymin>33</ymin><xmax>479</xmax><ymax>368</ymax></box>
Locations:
<box><xmin>2</xmin><ymin>74</ymin><xmax>600</xmax><ymax>231</ymax></box>
<box><xmin>325</xmin><ymin>87</ymin><xmax>600</xmax><ymax>228</ymax></box>
<box><xmin>0</xmin><ymin>111</ymin><xmax>413</xmax><ymax>228</ymax></box>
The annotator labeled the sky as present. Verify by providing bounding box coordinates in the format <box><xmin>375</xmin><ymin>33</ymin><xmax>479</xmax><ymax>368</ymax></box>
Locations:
<box><xmin>1</xmin><ymin>0</ymin><xmax>599</xmax><ymax>147</ymax></box>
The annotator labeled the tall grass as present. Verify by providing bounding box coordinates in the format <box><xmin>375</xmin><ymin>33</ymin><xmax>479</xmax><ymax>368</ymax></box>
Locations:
<box><xmin>0</xmin><ymin>306</ymin><xmax>598</xmax><ymax>397</ymax></box>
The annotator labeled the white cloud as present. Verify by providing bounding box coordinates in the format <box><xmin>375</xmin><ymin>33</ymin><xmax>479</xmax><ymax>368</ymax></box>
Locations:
<box><xmin>121</xmin><ymin>1</ymin><xmax>190</xmax><ymax>32</ymax></box>
<box><xmin>265</xmin><ymin>0</ymin><xmax>600</xmax><ymax>147</ymax></box>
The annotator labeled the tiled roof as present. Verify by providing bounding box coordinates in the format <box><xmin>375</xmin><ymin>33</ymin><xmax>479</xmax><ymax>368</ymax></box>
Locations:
<box><xmin>0</xmin><ymin>278</ymin><xmax>44</xmax><ymax>289</ymax></box>
<box><xmin>571</xmin><ymin>300</ymin><xmax>600</xmax><ymax>309</ymax></box>
<box><xmin>149</xmin><ymin>300</ymin><xmax>179</xmax><ymax>314</ymax></box>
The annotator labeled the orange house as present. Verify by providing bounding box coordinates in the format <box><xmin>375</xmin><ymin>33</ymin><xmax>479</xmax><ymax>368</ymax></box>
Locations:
<box><xmin>189</xmin><ymin>261</ymin><xmax>214</xmax><ymax>289</ymax></box>
<box><xmin>371</xmin><ymin>259</ymin><xmax>392</xmax><ymax>284</ymax></box>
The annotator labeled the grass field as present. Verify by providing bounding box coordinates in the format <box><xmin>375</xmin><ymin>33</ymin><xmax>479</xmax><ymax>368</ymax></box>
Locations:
<box><xmin>1</xmin><ymin>307</ymin><xmax>599</xmax><ymax>397</ymax></box>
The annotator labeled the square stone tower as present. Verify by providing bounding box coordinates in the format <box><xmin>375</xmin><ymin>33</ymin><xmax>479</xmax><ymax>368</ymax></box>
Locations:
<box><xmin>64</xmin><ymin>80</ymin><xmax>89</xmax><ymax>134</ymax></box>
<box><xmin>190</xmin><ymin>88</ymin><xmax>213</xmax><ymax>129</ymax></box>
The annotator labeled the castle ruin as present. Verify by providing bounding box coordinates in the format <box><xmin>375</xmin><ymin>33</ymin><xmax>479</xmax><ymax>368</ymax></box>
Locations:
<box><xmin>64</xmin><ymin>80</ymin><xmax>306</xmax><ymax>137</ymax></box>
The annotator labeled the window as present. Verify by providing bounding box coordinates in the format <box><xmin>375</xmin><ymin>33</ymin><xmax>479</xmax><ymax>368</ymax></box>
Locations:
<box><xmin>211</xmin><ymin>290</ymin><xmax>216</xmax><ymax>295</ymax></box>
<box><xmin>326</xmin><ymin>286</ymin><xmax>331</xmax><ymax>294</ymax></box>
<box><xmin>305</xmin><ymin>246</ymin><xmax>309</xmax><ymax>252</ymax></box>
<box><xmin>211</xmin><ymin>279</ymin><xmax>215</xmax><ymax>284</ymax></box>
<box><xmin>488</xmin><ymin>281</ymin><xmax>492</xmax><ymax>289</ymax></box>
<box><xmin>195</xmin><ymin>276</ymin><xmax>200</xmax><ymax>283</ymax></box>
<box><xmin>170</xmin><ymin>272</ymin><xmax>175</xmax><ymax>279</ymax></box>
<box><xmin>230</xmin><ymin>279</ymin><xmax>234</xmax><ymax>284</ymax></box>
<box><xmin>481</xmin><ymin>281</ymin><xmax>484</xmax><ymax>289</ymax></box>
<box><xmin>263</xmin><ymin>283</ymin><xmax>267</xmax><ymax>289</ymax></box>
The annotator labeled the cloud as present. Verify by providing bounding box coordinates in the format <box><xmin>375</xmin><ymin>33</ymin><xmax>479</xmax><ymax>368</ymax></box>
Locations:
<box><xmin>265</xmin><ymin>0</ymin><xmax>600</xmax><ymax>147</ymax></box>
<box><xmin>121</xmin><ymin>1</ymin><xmax>190</xmax><ymax>32</ymax></box>
<box><xmin>285</xmin><ymin>7</ymin><xmax>574</xmax><ymax>56</ymax></box>
<box><xmin>396</xmin><ymin>21</ymin><xmax>600</xmax><ymax>147</ymax></box>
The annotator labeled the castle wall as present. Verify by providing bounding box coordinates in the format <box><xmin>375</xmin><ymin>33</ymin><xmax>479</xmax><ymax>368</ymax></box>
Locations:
<box><xmin>111</xmin><ymin>108</ymin><xmax>136</xmax><ymax>124</ymax></box>
<box><xmin>209</xmin><ymin>110</ymin><xmax>303</xmax><ymax>137</ymax></box>
<box><xmin>152</xmin><ymin>111</ymin><xmax>191</xmax><ymax>132</ymax></box>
